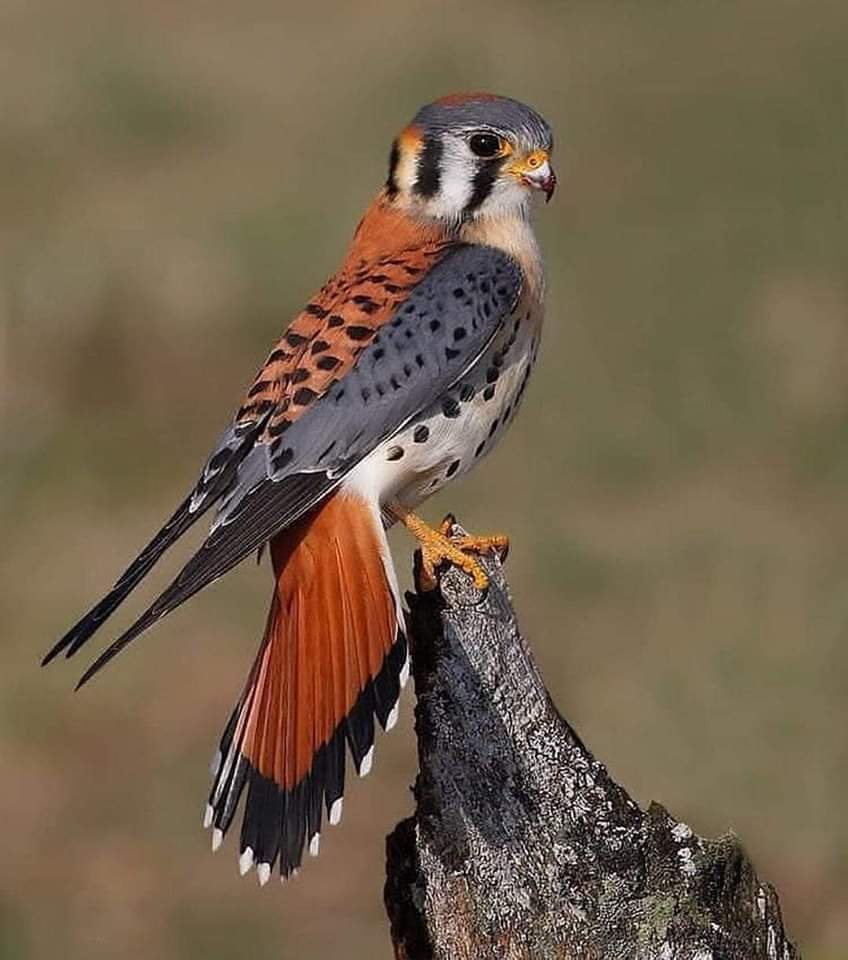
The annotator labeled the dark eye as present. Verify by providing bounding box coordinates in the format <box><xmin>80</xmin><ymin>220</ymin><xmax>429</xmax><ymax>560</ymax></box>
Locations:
<box><xmin>469</xmin><ymin>133</ymin><xmax>503</xmax><ymax>158</ymax></box>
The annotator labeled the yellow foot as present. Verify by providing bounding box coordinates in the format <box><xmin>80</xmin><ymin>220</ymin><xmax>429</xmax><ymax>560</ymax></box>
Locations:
<box><xmin>396</xmin><ymin>508</ymin><xmax>509</xmax><ymax>592</ymax></box>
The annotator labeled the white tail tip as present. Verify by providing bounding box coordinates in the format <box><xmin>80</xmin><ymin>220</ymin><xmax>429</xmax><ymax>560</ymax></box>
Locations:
<box><xmin>309</xmin><ymin>833</ymin><xmax>320</xmax><ymax>857</ymax></box>
<box><xmin>209</xmin><ymin>750</ymin><xmax>222</xmax><ymax>777</ymax></box>
<box><xmin>358</xmin><ymin>745</ymin><xmax>374</xmax><ymax>778</ymax></box>
<box><xmin>329</xmin><ymin>797</ymin><xmax>343</xmax><ymax>826</ymax></box>
<box><xmin>239</xmin><ymin>847</ymin><xmax>254</xmax><ymax>876</ymax></box>
<box><xmin>257</xmin><ymin>862</ymin><xmax>271</xmax><ymax>886</ymax></box>
<box><xmin>399</xmin><ymin>656</ymin><xmax>410</xmax><ymax>689</ymax></box>
<box><xmin>203</xmin><ymin>804</ymin><xmax>214</xmax><ymax>829</ymax></box>
<box><xmin>385</xmin><ymin>702</ymin><xmax>399</xmax><ymax>731</ymax></box>
<box><xmin>212</xmin><ymin>829</ymin><xmax>223</xmax><ymax>852</ymax></box>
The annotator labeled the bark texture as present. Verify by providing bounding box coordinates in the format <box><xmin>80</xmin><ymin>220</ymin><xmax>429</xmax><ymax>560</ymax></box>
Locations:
<box><xmin>384</xmin><ymin>533</ymin><xmax>800</xmax><ymax>960</ymax></box>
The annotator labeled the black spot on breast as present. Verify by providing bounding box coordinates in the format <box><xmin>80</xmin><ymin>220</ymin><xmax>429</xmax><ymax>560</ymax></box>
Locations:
<box><xmin>442</xmin><ymin>397</ymin><xmax>460</xmax><ymax>419</ymax></box>
<box><xmin>413</xmin><ymin>424</ymin><xmax>429</xmax><ymax>443</ymax></box>
<box><xmin>429</xmin><ymin>319</ymin><xmax>441</xmax><ymax>333</ymax></box>
<box><xmin>453</xmin><ymin>327</ymin><xmax>467</xmax><ymax>342</ymax></box>
<box><xmin>446</xmin><ymin>459</ymin><xmax>461</xmax><ymax>478</ymax></box>
<box><xmin>445</xmin><ymin>347</ymin><xmax>460</xmax><ymax>361</ymax></box>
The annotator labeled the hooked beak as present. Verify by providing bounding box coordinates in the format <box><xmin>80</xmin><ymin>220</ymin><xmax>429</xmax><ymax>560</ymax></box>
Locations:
<box><xmin>509</xmin><ymin>150</ymin><xmax>556</xmax><ymax>203</ymax></box>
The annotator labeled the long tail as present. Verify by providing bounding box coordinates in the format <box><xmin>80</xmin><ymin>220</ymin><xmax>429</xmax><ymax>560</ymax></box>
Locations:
<box><xmin>204</xmin><ymin>491</ymin><xmax>408</xmax><ymax>881</ymax></box>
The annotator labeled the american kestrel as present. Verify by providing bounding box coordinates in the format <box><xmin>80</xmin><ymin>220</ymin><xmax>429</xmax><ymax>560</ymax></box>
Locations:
<box><xmin>45</xmin><ymin>93</ymin><xmax>555</xmax><ymax>884</ymax></box>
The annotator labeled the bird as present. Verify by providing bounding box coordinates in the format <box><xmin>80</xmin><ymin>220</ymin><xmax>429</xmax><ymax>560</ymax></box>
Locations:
<box><xmin>43</xmin><ymin>92</ymin><xmax>555</xmax><ymax>885</ymax></box>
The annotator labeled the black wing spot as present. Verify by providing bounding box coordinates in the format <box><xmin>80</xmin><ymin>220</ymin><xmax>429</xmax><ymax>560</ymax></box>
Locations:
<box><xmin>286</xmin><ymin>331</ymin><xmax>309</xmax><ymax>348</ymax></box>
<box><xmin>353</xmin><ymin>295</ymin><xmax>380</xmax><ymax>315</ymax></box>
<box><xmin>293</xmin><ymin>387</ymin><xmax>317</xmax><ymax>406</ymax></box>
<box><xmin>305</xmin><ymin>303</ymin><xmax>329</xmax><ymax>318</ymax></box>
<box><xmin>483</xmin><ymin>385</ymin><xmax>496</xmax><ymax>401</ymax></box>
<box><xmin>429</xmin><ymin>319</ymin><xmax>441</xmax><ymax>333</ymax></box>
<box><xmin>446</xmin><ymin>459</ymin><xmax>461</xmax><ymax>478</ymax></box>
<box><xmin>386</xmin><ymin>445</ymin><xmax>404</xmax><ymax>462</ymax></box>
<box><xmin>311</xmin><ymin>340</ymin><xmax>330</xmax><ymax>355</ymax></box>
<box><xmin>247</xmin><ymin>379</ymin><xmax>271</xmax><ymax>398</ymax></box>
<box><xmin>317</xmin><ymin>355</ymin><xmax>341</xmax><ymax>371</ymax></box>
<box><xmin>272</xmin><ymin>447</ymin><xmax>294</xmax><ymax>470</ymax></box>
<box><xmin>290</xmin><ymin>368</ymin><xmax>310</xmax><ymax>384</ymax></box>
<box><xmin>453</xmin><ymin>327</ymin><xmax>467</xmax><ymax>342</ymax></box>
<box><xmin>328</xmin><ymin>314</ymin><xmax>344</xmax><ymax>328</ymax></box>
<box><xmin>413</xmin><ymin>425</ymin><xmax>429</xmax><ymax>443</ymax></box>
<box><xmin>347</xmin><ymin>325</ymin><xmax>372</xmax><ymax>341</ymax></box>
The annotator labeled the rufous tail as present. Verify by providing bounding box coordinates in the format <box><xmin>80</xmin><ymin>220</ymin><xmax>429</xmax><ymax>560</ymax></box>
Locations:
<box><xmin>204</xmin><ymin>492</ymin><xmax>407</xmax><ymax>881</ymax></box>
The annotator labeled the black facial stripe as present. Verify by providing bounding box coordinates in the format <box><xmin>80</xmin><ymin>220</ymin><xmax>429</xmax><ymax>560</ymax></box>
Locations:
<box><xmin>385</xmin><ymin>139</ymin><xmax>400</xmax><ymax>198</ymax></box>
<box><xmin>413</xmin><ymin>135</ymin><xmax>443</xmax><ymax>198</ymax></box>
<box><xmin>464</xmin><ymin>158</ymin><xmax>502</xmax><ymax>215</ymax></box>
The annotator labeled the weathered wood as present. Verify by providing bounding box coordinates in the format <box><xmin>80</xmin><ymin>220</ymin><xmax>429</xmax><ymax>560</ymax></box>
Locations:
<box><xmin>385</xmin><ymin>530</ymin><xmax>799</xmax><ymax>960</ymax></box>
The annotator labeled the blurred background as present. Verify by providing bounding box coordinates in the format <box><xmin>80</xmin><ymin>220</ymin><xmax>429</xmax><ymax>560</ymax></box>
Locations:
<box><xmin>2</xmin><ymin>1</ymin><xmax>846</xmax><ymax>957</ymax></box>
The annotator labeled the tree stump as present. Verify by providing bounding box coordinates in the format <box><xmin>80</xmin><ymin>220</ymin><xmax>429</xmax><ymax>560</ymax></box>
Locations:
<box><xmin>384</xmin><ymin>527</ymin><xmax>799</xmax><ymax>960</ymax></box>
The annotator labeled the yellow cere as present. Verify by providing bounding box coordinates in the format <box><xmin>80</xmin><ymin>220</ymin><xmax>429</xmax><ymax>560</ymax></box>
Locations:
<box><xmin>508</xmin><ymin>149</ymin><xmax>549</xmax><ymax>177</ymax></box>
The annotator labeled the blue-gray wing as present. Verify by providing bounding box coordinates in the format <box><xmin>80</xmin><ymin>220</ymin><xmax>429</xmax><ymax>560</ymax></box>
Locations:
<box><xmin>72</xmin><ymin>244</ymin><xmax>523</xmax><ymax>685</ymax></box>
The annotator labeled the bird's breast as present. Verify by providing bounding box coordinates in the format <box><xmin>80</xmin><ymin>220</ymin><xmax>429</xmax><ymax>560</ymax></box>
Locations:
<box><xmin>344</xmin><ymin>287</ymin><xmax>544</xmax><ymax>510</ymax></box>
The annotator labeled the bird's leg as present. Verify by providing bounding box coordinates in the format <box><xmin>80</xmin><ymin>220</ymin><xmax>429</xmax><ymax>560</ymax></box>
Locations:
<box><xmin>388</xmin><ymin>504</ymin><xmax>509</xmax><ymax>592</ymax></box>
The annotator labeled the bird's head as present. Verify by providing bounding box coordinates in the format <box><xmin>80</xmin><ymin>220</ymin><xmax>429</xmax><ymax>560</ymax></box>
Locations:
<box><xmin>385</xmin><ymin>93</ymin><xmax>555</xmax><ymax>226</ymax></box>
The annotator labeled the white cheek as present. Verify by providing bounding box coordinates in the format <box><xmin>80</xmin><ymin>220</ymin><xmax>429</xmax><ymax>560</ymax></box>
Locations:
<box><xmin>426</xmin><ymin>140</ymin><xmax>473</xmax><ymax>219</ymax></box>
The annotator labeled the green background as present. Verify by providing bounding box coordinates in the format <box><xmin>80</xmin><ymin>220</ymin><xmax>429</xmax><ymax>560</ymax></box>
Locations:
<box><xmin>1</xmin><ymin>1</ymin><xmax>846</xmax><ymax>957</ymax></box>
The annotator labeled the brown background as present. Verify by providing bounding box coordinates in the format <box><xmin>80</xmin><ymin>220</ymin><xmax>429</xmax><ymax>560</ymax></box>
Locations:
<box><xmin>2</xmin><ymin>1</ymin><xmax>846</xmax><ymax>957</ymax></box>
